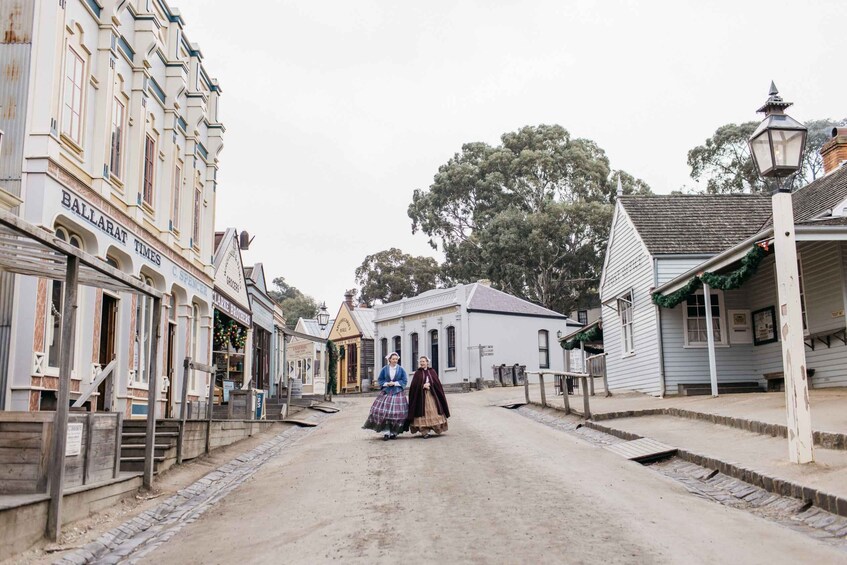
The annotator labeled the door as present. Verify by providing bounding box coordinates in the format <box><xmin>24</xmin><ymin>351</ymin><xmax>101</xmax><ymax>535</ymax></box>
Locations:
<box><xmin>97</xmin><ymin>294</ymin><xmax>118</xmax><ymax>411</ymax></box>
<box><xmin>165</xmin><ymin>322</ymin><xmax>176</xmax><ymax>418</ymax></box>
<box><xmin>347</xmin><ymin>343</ymin><xmax>358</xmax><ymax>388</ymax></box>
<box><xmin>430</xmin><ymin>329</ymin><xmax>439</xmax><ymax>374</ymax></box>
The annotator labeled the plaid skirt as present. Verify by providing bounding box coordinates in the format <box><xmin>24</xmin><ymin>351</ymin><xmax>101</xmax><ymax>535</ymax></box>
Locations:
<box><xmin>362</xmin><ymin>390</ymin><xmax>409</xmax><ymax>434</ymax></box>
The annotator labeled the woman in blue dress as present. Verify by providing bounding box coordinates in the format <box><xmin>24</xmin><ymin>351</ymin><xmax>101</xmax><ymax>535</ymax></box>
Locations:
<box><xmin>362</xmin><ymin>352</ymin><xmax>409</xmax><ymax>440</ymax></box>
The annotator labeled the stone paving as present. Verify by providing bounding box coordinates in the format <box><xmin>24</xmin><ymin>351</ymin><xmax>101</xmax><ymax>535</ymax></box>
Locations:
<box><xmin>54</xmin><ymin>411</ymin><xmax>333</xmax><ymax>565</ymax></box>
<box><xmin>513</xmin><ymin>404</ymin><xmax>847</xmax><ymax>549</ymax></box>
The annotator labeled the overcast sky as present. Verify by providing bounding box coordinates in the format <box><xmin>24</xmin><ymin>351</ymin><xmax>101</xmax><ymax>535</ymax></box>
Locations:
<box><xmin>176</xmin><ymin>0</ymin><xmax>845</xmax><ymax>311</ymax></box>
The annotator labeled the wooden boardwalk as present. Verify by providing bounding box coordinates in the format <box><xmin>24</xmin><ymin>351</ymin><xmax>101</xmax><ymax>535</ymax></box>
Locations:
<box><xmin>605</xmin><ymin>438</ymin><xmax>677</xmax><ymax>462</ymax></box>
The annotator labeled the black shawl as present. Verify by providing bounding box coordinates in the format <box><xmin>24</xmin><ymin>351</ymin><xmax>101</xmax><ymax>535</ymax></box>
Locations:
<box><xmin>407</xmin><ymin>368</ymin><xmax>450</xmax><ymax>420</ymax></box>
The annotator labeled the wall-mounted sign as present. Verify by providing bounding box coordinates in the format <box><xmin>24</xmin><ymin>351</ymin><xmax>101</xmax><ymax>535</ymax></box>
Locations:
<box><xmin>213</xmin><ymin>290</ymin><xmax>252</xmax><ymax>327</ymax></box>
<box><xmin>752</xmin><ymin>306</ymin><xmax>778</xmax><ymax>346</ymax></box>
<box><xmin>728</xmin><ymin>309</ymin><xmax>752</xmax><ymax>345</ymax></box>
<box><xmin>65</xmin><ymin>422</ymin><xmax>83</xmax><ymax>457</ymax></box>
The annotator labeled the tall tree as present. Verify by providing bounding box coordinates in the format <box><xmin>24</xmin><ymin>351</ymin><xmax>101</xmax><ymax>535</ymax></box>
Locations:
<box><xmin>408</xmin><ymin>124</ymin><xmax>650</xmax><ymax>313</ymax></box>
<box><xmin>687</xmin><ymin>118</ymin><xmax>846</xmax><ymax>193</ymax></box>
<box><xmin>355</xmin><ymin>248</ymin><xmax>441</xmax><ymax>306</ymax></box>
<box><xmin>268</xmin><ymin>276</ymin><xmax>318</xmax><ymax>328</ymax></box>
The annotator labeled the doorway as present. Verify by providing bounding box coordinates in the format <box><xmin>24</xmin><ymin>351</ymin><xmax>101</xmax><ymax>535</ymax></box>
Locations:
<box><xmin>165</xmin><ymin>322</ymin><xmax>176</xmax><ymax>418</ymax></box>
<box><xmin>430</xmin><ymin>329</ymin><xmax>439</xmax><ymax>374</ymax></box>
<box><xmin>97</xmin><ymin>294</ymin><xmax>118</xmax><ymax>411</ymax></box>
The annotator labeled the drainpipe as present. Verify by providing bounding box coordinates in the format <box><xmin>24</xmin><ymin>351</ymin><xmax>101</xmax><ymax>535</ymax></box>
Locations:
<box><xmin>653</xmin><ymin>257</ymin><xmax>667</xmax><ymax>397</ymax></box>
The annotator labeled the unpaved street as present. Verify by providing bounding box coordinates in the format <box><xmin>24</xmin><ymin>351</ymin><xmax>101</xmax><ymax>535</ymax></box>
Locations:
<box><xmin>140</xmin><ymin>392</ymin><xmax>845</xmax><ymax>564</ymax></box>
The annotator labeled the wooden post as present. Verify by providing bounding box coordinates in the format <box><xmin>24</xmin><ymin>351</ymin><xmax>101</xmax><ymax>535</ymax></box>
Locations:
<box><xmin>772</xmin><ymin>191</ymin><xmax>814</xmax><ymax>463</ymax></box>
<box><xmin>523</xmin><ymin>368</ymin><xmax>530</xmax><ymax>404</ymax></box>
<box><xmin>580</xmin><ymin>376</ymin><xmax>591</xmax><ymax>419</ymax></box>
<box><xmin>47</xmin><ymin>255</ymin><xmax>79</xmax><ymax>541</ymax></box>
<box><xmin>562</xmin><ymin>378</ymin><xmax>571</xmax><ymax>415</ymax></box>
<box><xmin>582</xmin><ymin>342</ymin><xmax>594</xmax><ymax>396</ymax></box>
<box><xmin>205</xmin><ymin>363</ymin><xmax>215</xmax><ymax>455</ymax></box>
<box><xmin>178</xmin><ymin>358</ymin><xmax>190</xmax><ymax>464</ymax></box>
<box><xmin>703</xmin><ymin>283</ymin><xmax>719</xmax><ymax>397</ymax></box>
<box><xmin>143</xmin><ymin>296</ymin><xmax>163</xmax><ymax>490</ymax></box>
<box><xmin>539</xmin><ymin>373</ymin><xmax>547</xmax><ymax>407</ymax></box>
<box><xmin>113</xmin><ymin>412</ymin><xmax>122</xmax><ymax>479</ymax></box>
<box><xmin>82</xmin><ymin>414</ymin><xmax>94</xmax><ymax>485</ymax></box>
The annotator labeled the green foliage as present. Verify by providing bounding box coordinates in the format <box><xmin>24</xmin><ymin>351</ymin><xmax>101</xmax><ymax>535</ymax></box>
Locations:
<box><xmin>652</xmin><ymin>245</ymin><xmax>767</xmax><ymax>308</ymax></box>
<box><xmin>561</xmin><ymin>324</ymin><xmax>603</xmax><ymax>350</ymax></box>
<box><xmin>355</xmin><ymin>248</ymin><xmax>442</xmax><ymax>306</ymax></box>
<box><xmin>408</xmin><ymin>124</ymin><xmax>651</xmax><ymax>314</ymax></box>
<box><xmin>687</xmin><ymin>118</ymin><xmax>847</xmax><ymax>194</ymax></box>
<box><xmin>267</xmin><ymin>276</ymin><xmax>318</xmax><ymax>329</ymax></box>
<box><xmin>326</xmin><ymin>340</ymin><xmax>338</xmax><ymax>396</ymax></box>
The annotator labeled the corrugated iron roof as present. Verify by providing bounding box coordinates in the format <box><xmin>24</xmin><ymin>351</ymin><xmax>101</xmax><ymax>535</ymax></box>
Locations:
<box><xmin>351</xmin><ymin>307</ymin><xmax>375</xmax><ymax>339</ymax></box>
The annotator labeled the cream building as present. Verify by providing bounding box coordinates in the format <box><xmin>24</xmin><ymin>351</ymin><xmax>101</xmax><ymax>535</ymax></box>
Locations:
<box><xmin>0</xmin><ymin>0</ymin><xmax>223</xmax><ymax>417</ymax></box>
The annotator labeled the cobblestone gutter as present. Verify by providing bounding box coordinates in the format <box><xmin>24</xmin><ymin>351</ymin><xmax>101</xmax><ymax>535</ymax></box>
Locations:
<box><xmin>54</xmin><ymin>413</ymin><xmax>332</xmax><ymax>565</ymax></box>
<box><xmin>514</xmin><ymin>405</ymin><xmax>847</xmax><ymax>548</ymax></box>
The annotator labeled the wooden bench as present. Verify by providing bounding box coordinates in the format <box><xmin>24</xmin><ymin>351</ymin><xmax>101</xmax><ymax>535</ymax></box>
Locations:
<box><xmin>763</xmin><ymin>369</ymin><xmax>815</xmax><ymax>392</ymax></box>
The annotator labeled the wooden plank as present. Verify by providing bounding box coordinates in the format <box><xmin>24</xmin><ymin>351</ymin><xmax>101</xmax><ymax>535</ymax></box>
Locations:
<box><xmin>0</xmin><ymin>448</ymin><xmax>43</xmax><ymax>463</ymax></box>
<box><xmin>143</xmin><ymin>295</ymin><xmax>163</xmax><ymax>490</ymax></box>
<box><xmin>0</xmin><ymin>422</ymin><xmax>49</xmax><ymax>432</ymax></box>
<box><xmin>0</xmin><ymin>433</ymin><xmax>44</xmax><ymax>448</ymax></box>
<box><xmin>605</xmin><ymin>438</ymin><xmax>677</xmax><ymax>462</ymax></box>
<box><xmin>113</xmin><ymin>412</ymin><xmax>122</xmax><ymax>479</ymax></box>
<box><xmin>83</xmin><ymin>414</ymin><xmax>94</xmax><ymax>485</ymax></box>
<box><xmin>0</xmin><ymin>463</ymin><xmax>40</xmax><ymax>479</ymax></box>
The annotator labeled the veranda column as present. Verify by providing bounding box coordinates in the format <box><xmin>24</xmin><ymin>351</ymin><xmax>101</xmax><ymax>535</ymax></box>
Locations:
<box><xmin>702</xmin><ymin>284</ymin><xmax>719</xmax><ymax>397</ymax></box>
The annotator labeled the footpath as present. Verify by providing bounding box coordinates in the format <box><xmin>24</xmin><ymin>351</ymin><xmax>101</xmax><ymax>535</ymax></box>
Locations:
<box><xmin>492</xmin><ymin>384</ymin><xmax>847</xmax><ymax>519</ymax></box>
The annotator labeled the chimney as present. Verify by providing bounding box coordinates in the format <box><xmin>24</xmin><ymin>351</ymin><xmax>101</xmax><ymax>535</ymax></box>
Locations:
<box><xmin>821</xmin><ymin>128</ymin><xmax>847</xmax><ymax>175</ymax></box>
<box><xmin>344</xmin><ymin>290</ymin><xmax>355</xmax><ymax>308</ymax></box>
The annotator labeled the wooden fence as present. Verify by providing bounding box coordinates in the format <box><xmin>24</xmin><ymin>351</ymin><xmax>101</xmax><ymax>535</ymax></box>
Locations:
<box><xmin>0</xmin><ymin>412</ymin><xmax>121</xmax><ymax>495</ymax></box>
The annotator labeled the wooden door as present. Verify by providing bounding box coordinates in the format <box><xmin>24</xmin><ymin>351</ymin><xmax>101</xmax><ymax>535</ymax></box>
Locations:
<box><xmin>97</xmin><ymin>295</ymin><xmax>118</xmax><ymax>411</ymax></box>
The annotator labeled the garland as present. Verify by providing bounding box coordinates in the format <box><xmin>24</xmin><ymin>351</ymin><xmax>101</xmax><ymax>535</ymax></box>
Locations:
<box><xmin>326</xmin><ymin>340</ymin><xmax>338</xmax><ymax>397</ymax></box>
<box><xmin>652</xmin><ymin>244</ymin><xmax>768</xmax><ymax>309</ymax></box>
<box><xmin>561</xmin><ymin>324</ymin><xmax>603</xmax><ymax>350</ymax></box>
<box><xmin>213</xmin><ymin>310</ymin><xmax>248</xmax><ymax>351</ymax></box>
<box><xmin>338</xmin><ymin>345</ymin><xmax>346</xmax><ymax>360</ymax></box>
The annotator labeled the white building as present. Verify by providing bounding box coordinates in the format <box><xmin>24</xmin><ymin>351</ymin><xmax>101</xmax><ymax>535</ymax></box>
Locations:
<box><xmin>0</xmin><ymin>0</ymin><xmax>223</xmax><ymax>416</ymax></box>
<box><xmin>373</xmin><ymin>282</ymin><xmax>580</xmax><ymax>385</ymax></box>
<box><xmin>288</xmin><ymin>317</ymin><xmax>334</xmax><ymax>396</ymax></box>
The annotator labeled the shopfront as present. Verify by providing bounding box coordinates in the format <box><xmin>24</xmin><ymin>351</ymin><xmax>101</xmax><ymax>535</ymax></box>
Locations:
<box><xmin>211</xmin><ymin>230</ymin><xmax>253</xmax><ymax>403</ymax></box>
<box><xmin>246</xmin><ymin>264</ymin><xmax>275</xmax><ymax>392</ymax></box>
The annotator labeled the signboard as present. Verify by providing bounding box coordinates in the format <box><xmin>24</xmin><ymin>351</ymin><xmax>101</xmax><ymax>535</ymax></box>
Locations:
<box><xmin>223</xmin><ymin>380</ymin><xmax>236</xmax><ymax>402</ymax></box>
<box><xmin>213</xmin><ymin>290</ymin><xmax>252</xmax><ymax>327</ymax></box>
<box><xmin>481</xmin><ymin>345</ymin><xmax>494</xmax><ymax>356</ymax></box>
<box><xmin>255</xmin><ymin>391</ymin><xmax>265</xmax><ymax>420</ymax></box>
<box><xmin>65</xmin><ymin>423</ymin><xmax>83</xmax><ymax>457</ymax></box>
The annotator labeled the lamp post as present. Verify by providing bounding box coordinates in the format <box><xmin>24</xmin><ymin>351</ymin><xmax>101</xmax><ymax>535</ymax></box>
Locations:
<box><xmin>316</xmin><ymin>302</ymin><xmax>330</xmax><ymax>401</ymax></box>
<box><xmin>748</xmin><ymin>82</ymin><xmax>813</xmax><ymax>464</ymax></box>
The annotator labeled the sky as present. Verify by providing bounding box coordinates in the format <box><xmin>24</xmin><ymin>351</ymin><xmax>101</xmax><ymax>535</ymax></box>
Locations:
<box><xmin>175</xmin><ymin>0</ymin><xmax>846</xmax><ymax>310</ymax></box>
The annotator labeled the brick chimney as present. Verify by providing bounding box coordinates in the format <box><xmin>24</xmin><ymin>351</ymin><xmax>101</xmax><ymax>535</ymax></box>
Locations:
<box><xmin>344</xmin><ymin>290</ymin><xmax>355</xmax><ymax>308</ymax></box>
<box><xmin>821</xmin><ymin>127</ymin><xmax>847</xmax><ymax>175</ymax></box>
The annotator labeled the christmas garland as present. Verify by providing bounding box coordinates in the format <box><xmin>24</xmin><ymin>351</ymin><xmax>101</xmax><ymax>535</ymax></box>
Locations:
<box><xmin>338</xmin><ymin>345</ymin><xmax>346</xmax><ymax>360</ymax></box>
<box><xmin>561</xmin><ymin>324</ymin><xmax>603</xmax><ymax>350</ymax></box>
<box><xmin>213</xmin><ymin>310</ymin><xmax>248</xmax><ymax>351</ymax></box>
<box><xmin>326</xmin><ymin>340</ymin><xmax>338</xmax><ymax>396</ymax></box>
<box><xmin>652</xmin><ymin>244</ymin><xmax>768</xmax><ymax>309</ymax></box>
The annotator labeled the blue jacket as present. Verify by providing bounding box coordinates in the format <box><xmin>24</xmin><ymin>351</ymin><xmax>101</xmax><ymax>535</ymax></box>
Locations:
<box><xmin>377</xmin><ymin>365</ymin><xmax>408</xmax><ymax>395</ymax></box>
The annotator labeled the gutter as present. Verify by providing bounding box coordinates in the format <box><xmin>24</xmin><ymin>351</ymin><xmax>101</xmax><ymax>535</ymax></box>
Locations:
<box><xmin>653</xmin><ymin>256</ymin><xmax>666</xmax><ymax>397</ymax></box>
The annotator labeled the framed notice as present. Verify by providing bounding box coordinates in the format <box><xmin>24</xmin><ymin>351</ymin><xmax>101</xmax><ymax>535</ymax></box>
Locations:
<box><xmin>728</xmin><ymin>309</ymin><xmax>752</xmax><ymax>344</ymax></box>
<box><xmin>66</xmin><ymin>422</ymin><xmax>83</xmax><ymax>457</ymax></box>
<box><xmin>752</xmin><ymin>306</ymin><xmax>778</xmax><ymax>346</ymax></box>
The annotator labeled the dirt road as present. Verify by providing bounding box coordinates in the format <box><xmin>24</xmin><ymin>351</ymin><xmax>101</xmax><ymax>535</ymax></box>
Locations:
<box><xmin>140</xmin><ymin>391</ymin><xmax>846</xmax><ymax>564</ymax></box>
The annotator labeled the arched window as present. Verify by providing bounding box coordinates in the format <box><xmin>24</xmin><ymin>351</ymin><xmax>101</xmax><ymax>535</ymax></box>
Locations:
<box><xmin>135</xmin><ymin>276</ymin><xmax>155</xmax><ymax>384</ymax></box>
<box><xmin>446</xmin><ymin>326</ymin><xmax>456</xmax><ymax>368</ymax></box>
<box><xmin>47</xmin><ymin>227</ymin><xmax>82</xmax><ymax>368</ymax></box>
<box><xmin>429</xmin><ymin>329</ymin><xmax>439</xmax><ymax>373</ymax></box>
<box><xmin>392</xmin><ymin>335</ymin><xmax>401</xmax><ymax>361</ymax></box>
<box><xmin>538</xmin><ymin>330</ymin><xmax>550</xmax><ymax>369</ymax></box>
<box><xmin>410</xmin><ymin>333</ymin><xmax>419</xmax><ymax>366</ymax></box>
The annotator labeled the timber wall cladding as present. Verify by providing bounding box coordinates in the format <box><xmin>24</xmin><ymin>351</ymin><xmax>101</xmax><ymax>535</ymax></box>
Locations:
<box><xmin>0</xmin><ymin>413</ymin><xmax>120</xmax><ymax>494</ymax></box>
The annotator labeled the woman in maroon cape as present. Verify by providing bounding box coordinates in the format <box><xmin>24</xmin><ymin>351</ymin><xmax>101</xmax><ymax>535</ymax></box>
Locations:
<box><xmin>407</xmin><ymin>356</ymin><xmax>450</xmax><ymax>438</ymax></box>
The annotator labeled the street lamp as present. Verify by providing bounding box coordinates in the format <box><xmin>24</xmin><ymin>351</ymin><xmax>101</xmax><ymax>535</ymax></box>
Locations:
<box><xmin>316</xmin><ymin>302</ymin><xmax>330</xmax><ymax>400</ymax></box>
<box><xmin>747</xmin><ymin>82</ymin><xmax>813</xmax><ymax>464</ymax></box>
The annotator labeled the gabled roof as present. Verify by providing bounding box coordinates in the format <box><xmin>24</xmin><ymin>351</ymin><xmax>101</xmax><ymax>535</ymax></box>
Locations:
<box><xmin>297</xmin><ymin>317</ymin><xmax>336</xmax><ymax>337</ymax></box>
<box><xmin>351</xmin><ymin>308</ymin><xmax>375</xmax><ymax>339</ymax></box>
<box><xmin>466</xmin><ymin>283</ymin><xmax>569</xmax><ymax>319</ymax></box>
<box><xmin>618</xmin><ymin>194</ymin><xmax>772</xmax><ymax>255</ymax></box>
<box><xmin>780</xmin><ymin>165</ymin><xmax>847</xmax><ymax>223</ymax></box>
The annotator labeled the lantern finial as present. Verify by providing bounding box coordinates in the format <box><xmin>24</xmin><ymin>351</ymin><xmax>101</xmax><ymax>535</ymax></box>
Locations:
<box><xmin>757</xmin><ymin>81</ymin><xmax>793</xmax><ymax>115</ymax></box>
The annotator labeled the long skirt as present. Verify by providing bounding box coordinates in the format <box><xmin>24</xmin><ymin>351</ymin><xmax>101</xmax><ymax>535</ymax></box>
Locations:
<box><xmin>362</xmin><ymin>390</ymin><xmax>409</xmax><ymax>435</ymax></box>
<box><xmin>410</xmin><ymin>389</ymin><xmax>448</xmax><ymax>435</ymax></box>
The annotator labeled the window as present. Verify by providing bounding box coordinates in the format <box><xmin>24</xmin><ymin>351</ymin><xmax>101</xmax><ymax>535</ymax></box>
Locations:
<box><xmin>617</xmin><ymin>293</ymin><xmax>634</xmax><ymax>354</ymax></box>
<box><xmin>171</xmin><ymin>163</ymin><xmax>182</xmax><ymax>231</ymax></box>
<box><xmin>192</xmin><ymin>186</ymin><xmax>201</xmax><ymax>249</ymax></box>
<box><xmin>577</xmin><ymin>310</ymin><xmax>588</xmax><ymax>325</ymax></box>
<box><xmin>392</xmin><ymin>336</ymin><xmax>401</xmax><ymax>361</ymax></box>
<box><xmin>446</xmin><ymin>326</ymin><xmax>456</xmax><ymax>368</ymax></box>
<box><xmin>48</xmin><ymin>227</ymin><xmax>82</xmax><ymax>368</ymax></box>
<box><xmin>191</xmin><ymin>304</ymin><xmax>200</xmax><ymax>389</ymax></box>
<box><xmin>135</xmin><ymin>276</ymin><xmax>155</xmax><ymax>383</ymax></box>
<box><xmin>143</xmin><ymin>135</ymin><xmax>155</xmax><ymax>207</ymax></box>
<box><xmin>538</xmin><ymin>330</ymin><xmax>550</xmax><ymax>369</ymax></box>
<box><xmin>380</xmin><ymin>337</ymin><xmax>387</xmax><ymax>364</ymax></box>
<box><xmin>684</xmin><ymin>291</ymin><xmax>726</xmax><ymax>346</ymax></box>
<box><xmin>410</xmin><ymin>333</ymin><xmax>418</xmax><ymax>365</ymax></box>
<box><xmin>62</xmin><ymin>47</ymin><xmax>85</xmax><ymax>144</ymax></box>
<box><xmin>110</xmin><ymin>99</ymin><xmax>125</xmax><ymax>178</ymax></box>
